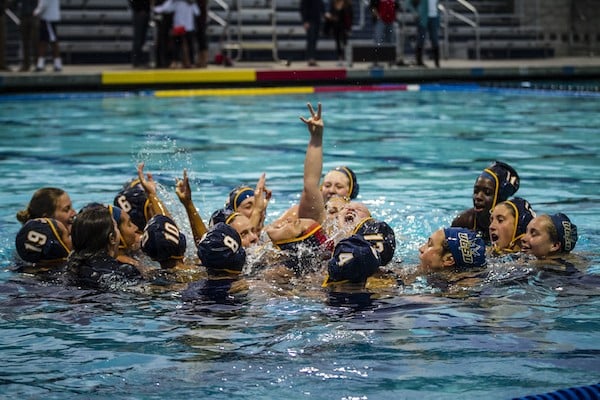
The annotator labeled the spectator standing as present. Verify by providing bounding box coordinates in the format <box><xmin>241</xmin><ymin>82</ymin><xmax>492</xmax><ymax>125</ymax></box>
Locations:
<box><xmin>33</xmin><ymin>0</ymin><xmax>62</xmax><ymax>72</ymax></box>
<box><xmin>16</xmin><ymin>0</ymin><xmax>39</xmax><ymax>72</ymax></box>
<box><xmin>195</xmin><ymin>0</ymin><xmax>208</xmax><ymax>67</ymax></box>
<box><xmin>324</xmin><ymin>0</ymin><xmax>353</xmax><ymax>65</ymax></box>
<box><xmin>410</xmin><ymin>0</ymin><xmax>439</xmax><ymax>67</ymax></box>
<box><xmin>300</xmin><ymin>0</ymin><xmax>324</xmax><ymax>66</ymax></box>
<box><xmin>154</xmin><ymin>0</ymin><xmax>199</xmax><ymax>68</ymax></box>
<box><xmin>370</xmin><ymin>0</ymin><xmax>398</xmax><ymax>46</ymax></box>
<box><xmin>129</xmin><ymin>0</ymin><xmax>151</xmax><ymax>68</ymax></box>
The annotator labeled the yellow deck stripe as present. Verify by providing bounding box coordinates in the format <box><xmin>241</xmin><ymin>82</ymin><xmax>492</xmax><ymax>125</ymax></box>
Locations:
<box><xmin>102</xmin><ymin>69</ymin><xmax>256</xmax><ymax>85</ymax></box>
<box><xmin>154</xmin><ymin>86</ymin><xmax>316</xmax><ymax>97</ymax></box>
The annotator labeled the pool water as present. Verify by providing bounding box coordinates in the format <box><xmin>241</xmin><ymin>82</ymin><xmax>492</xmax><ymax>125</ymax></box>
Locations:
<box><xmin>0</xmin><ymin>86</ymin><xmax>599</xmax><ymax>399</ymax></box>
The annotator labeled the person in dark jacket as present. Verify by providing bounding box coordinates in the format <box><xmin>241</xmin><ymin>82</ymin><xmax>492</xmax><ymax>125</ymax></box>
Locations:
<box><xmin>300</xmin><ymin>0</ymin><xmax>325</xmax><ymax>66</ymax></box>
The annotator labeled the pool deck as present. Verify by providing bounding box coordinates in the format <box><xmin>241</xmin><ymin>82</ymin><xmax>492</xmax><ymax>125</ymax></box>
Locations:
<box><xmin>1</xmin><ymin>57</ymin><xmax>600</xmax><ymax>93</ymax></box>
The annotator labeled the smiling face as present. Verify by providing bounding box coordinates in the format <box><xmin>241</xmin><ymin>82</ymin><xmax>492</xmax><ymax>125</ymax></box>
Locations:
<box><xmin>418</xmin><ymin>229</ymin><xmax>454</xmax><ymax>273</ymax></box>
<box><xmin>521</xmin><ymin>215</ymin><xmax>561</xmax><ymax>259</ymax></box>
<box><xmin>489</xmin><ymin>203</ymin><xmax>516</xmax><ymax>251</ymax></box>
<box><xmin>321</xmin><ymin>170</ymin><xmax>351</xmax><ymax>201</ymax></box>
<box><xmin>53</xmin><ymin>193</ymin><xmax>77</xmax><ymax>232</ymax></box>
<box><xmin>472</xmin><ymin>176</ymin><xmax>496</xmax><ymax>215</ymax></box>
<box><xmin>335</xmin><ymin>201</ymin><xmax>371</xmax><ymax>231</ymax></box>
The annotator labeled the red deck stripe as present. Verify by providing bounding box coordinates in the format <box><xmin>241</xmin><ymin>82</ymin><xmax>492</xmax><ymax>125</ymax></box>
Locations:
<box><xmin>314</xmin><ymin>84</ymin><xmax>410</xmax><ymax>92</ymax></box>
<box><xmin>256</xmin><ymin>69</ymin><xmax>347</xmax><ymax>82</ymax></box>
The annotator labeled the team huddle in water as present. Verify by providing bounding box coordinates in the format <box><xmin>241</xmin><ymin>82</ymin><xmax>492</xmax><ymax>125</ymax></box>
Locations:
<box><xmin>12</xmin><ymin>103</ymin><xmax>581</xmax><ymax>299</ymax></box>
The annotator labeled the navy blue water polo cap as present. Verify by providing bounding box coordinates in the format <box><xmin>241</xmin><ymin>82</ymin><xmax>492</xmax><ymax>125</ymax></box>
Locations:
<box><xmin>480</xmin><ymin>161</ymin><xmax>520</xmax><ymax>208</ymax></box>
<box><xmin>209</xmin><ymin>208</ymin><xmax>235</xmax><ymax>227</ymax></box>
<box><xmin>443</xmin><ymin>227</ymin><xmax>486</xmax><ymax>270</ymax></box>
<box><xmin>114</xmin><ymin>179</ymin><xmax>150</xmax><ymax>231</ymax></box>
<box><xmin>324</xmin><ymin>234</ymin><xmax>380</xmax><ymax>285</ymax></box>
<box><xmin>550</xmin><ymin>213</ymin><xmax>578</xmax><ymax>253</ymax></box>
<box><xmin>141</xmin><ymin>215</ymin><xmax>186</xmax><ymax>262</ymax></box>
<box><xmin>353</xmin><ymin>218</ymin><xmax>396</xmax><ymax>266</ymax></box>
<box><xmin>226</xmin><ymin>186</ymin><xmax>254</xmax><ymax>212</ymax></box>
<box><xmin>197</xmin><ymin>222</ymin><xmax>246</xmax><ymax>273</ymax></box>
<box><xmin>504</xmin><ymin>197</ymin><xmax>536</xmax><ymax>245</ymax></box>
<box><xmin>15</xmin><ymin>218</ymin><xmax>70</xmax><ymax>264</ymax></box>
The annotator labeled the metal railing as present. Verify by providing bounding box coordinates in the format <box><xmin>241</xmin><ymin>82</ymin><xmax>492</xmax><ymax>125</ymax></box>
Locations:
<box><xmin>439</xmin><ymin>0</ymin><xmax>480</xmax><ymax>60</ymax></box>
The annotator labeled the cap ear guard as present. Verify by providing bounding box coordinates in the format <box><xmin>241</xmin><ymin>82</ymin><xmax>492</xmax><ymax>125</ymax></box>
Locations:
<box><xmin>505</xmin><ymin>197</ymin><xmax>536</xmax><ymax>246</ymax></box>
<box><xmin>323</xmin><ymin>235</ymin><xmax>380</xmax><ymax>286</ymax></box>
<box><xmin>15</xmin><ymin>218</ymin><xmax>70</xmax><ymax>264</ymax></box>
<box><xmin>197</xmin><ymin>222</ymin><xmax>246</xmax><ymax>272</ymax></box>
<box><xmin>443</xmin><ymin>227</ymin><xmax>486</xmax><ymax>270</ymax></box>
<box><xmin>141</xmin><ymin>215</ymin><xmax>187</xmax><ymax>262</ymax></box>
<box><xmin>227</xmin><ymin>186</ymin><xmax>254</xmax><ymax>211</ymax></box>
<box><xmin>550</xmin><ymin>213</ymin><xmax>578</xmax><ymax>253</ymax></box>
<box><xmin>114</xmin><ymin>183</ymin><xmax>149</xmax><ymax>231</ymax></box>
<box><xmin>485</xmin><ymin>161</ymin><xmax>520</xmax><ymax>205</ymax></box>
<box><xmin>353</xmin><ymin>218</ymin><xmax>396</xmax><ymax>266</ymax></box>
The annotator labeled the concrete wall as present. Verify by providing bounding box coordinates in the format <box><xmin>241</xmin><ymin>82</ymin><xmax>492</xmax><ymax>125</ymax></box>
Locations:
<box><xmin>516</xmin><ymin>0</ymin><xmax>600</xmax><ymax>56</ymax></box>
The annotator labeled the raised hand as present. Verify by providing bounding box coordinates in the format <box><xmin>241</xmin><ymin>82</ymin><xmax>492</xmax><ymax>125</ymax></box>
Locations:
<box><xmin>300</xmin><ymin>102</ymin><xmax>323</xmax><ymax>137</ymax></box>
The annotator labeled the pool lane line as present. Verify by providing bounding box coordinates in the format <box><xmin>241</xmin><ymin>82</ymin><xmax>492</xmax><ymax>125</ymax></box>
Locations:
<box><xmin>154</xmin><ymin>84</ymin><xmax>420</xmax><ymax>97</ymax></box>
<box><xmin>154</xmin><ymin>86</ymin><xmax>315</xmax><ymax>97</ymax></box>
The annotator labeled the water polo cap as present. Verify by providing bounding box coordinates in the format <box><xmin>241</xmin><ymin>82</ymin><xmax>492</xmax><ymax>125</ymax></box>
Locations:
<box><xmin>141</xmin><ymin>215</ymin><xmax>186</xmax><ymax>263</ymax></box>
<box><xmin>197</xmin><ymin>222</ymin><xmax>246</xmax><ymax>273</ymax></box>
<box><xmin>114</xmin><ymin>179</ymin><xmax>150</xmax><ymax>231</ymax></box>
<box><xmin>549</xmin><ymin>213</ymin><xmax>578</xmax><ymax>253</ymax></box>
<box><xmin>353</xmin><ymin>218</ymin><xmax>396</xmax><ymax>266</ymax></box>
<box><xmin>504</xmin><ymin>197</ymin><xmax>536</xmax><ymax>247</ymax></box>
<box><xmin>443</xmin><ymin>227</ymin><xmax>486</xmax><ymax>270</ymax></box>
<box><xmin>323</xmin><ymin>234</ymin><xmax>380</xmax><ymax>286</ymax></box>
<box><xmin>226</xmin><ymin>186</ymin><xmax>254</xmax><ymax>212</ymax></box>
<box><xmin>15</xmin><ymin>218</ymin><xmax>70</xmax><ymax>264</ymax></box>
<box><xmin>480</xmin><ymin>161</ymin><xmax>520</xmax><ymax>208</ymax></box>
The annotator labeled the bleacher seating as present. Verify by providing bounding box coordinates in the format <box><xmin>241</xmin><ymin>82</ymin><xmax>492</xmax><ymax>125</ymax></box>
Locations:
<box><xmin>3</xmin><ymin>0</ymin><xmax>554</xmax><ymax>66</ymax></box>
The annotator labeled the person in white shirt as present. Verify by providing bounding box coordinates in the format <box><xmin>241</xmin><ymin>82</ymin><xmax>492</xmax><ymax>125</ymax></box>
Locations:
<box><xmin>34</xmin><ymin>0</ymin><xmax>62</xmax><ymax>72</ymax></box>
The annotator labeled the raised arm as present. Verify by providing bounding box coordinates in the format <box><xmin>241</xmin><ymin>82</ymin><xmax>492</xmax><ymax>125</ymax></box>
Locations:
<box><xmin>137</xmin><ymin>162</ymin><xmax>170</xmax><ymax>218</ymax></box>
<box><xmin>249</xmin><ymin>173</ymin><xmax>272</xmax><ymax>235</ymax></box>
<box><xmin>298</xmin><ymin>102</ymin><xmax>326</xmax><ymax>223</ymax></box>
<box><xmin>175</xmin><ymin>169</ymin><xmax>208</xmax><ymax>244</ymax></box>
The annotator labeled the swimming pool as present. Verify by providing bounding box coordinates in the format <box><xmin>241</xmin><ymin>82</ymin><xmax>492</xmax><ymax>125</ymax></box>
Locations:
<box><xmin>1</xmin><ymin>84</ymin><xmax>599</xmax><ymax>399</ymax></box>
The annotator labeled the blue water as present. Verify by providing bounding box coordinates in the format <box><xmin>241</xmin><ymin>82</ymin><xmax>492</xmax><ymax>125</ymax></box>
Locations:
<box><xmin>1</xmin><ymin>86</ymin><xmax>599</xmax><ymax>399</ymax></box>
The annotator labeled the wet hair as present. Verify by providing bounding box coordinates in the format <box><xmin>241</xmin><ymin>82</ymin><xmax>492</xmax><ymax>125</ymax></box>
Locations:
<box><xmin>16</xmin><ymin>187</ymin><xmax>66</xmax><ymax>224</ymax></box>
<box><xmin>443</xmin><ymin>227</ymin><xmax>486</xmax><ymax>270</ymax></box>
<box><xmin>479</xmin><ymin>161</ymin><xmax>520</xmax><ymax>209</ymax></box>
<box><xmin>333</xmin><ymin>166</ymin><xmax>359</xmax><ymax>199</ymax></box>
<box><xmin>70</xmin><ymin>207</ymin><xmax>116</xmax><ymax>256</ymax></box>
<box><xmin>548</xmin><ymin>213</ymin><xmax>578</xmax><ymax>253</ymax></box>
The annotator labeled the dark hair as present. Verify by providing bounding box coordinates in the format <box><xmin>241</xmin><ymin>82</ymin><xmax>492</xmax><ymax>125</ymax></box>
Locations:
<box><xmin>16</xmin><ymin>187</ymin><xmax>66</xmax><ymax>224</ymax></box>
<box><xmin>70</xmin><ymin>207</ymin><xmax>115</xmax><ymax>256</ymax></box>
